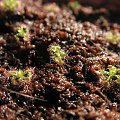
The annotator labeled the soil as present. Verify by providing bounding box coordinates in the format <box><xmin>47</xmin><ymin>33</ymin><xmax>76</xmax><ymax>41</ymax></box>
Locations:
<box><xmin>0</xmin><ymin>0</ymin><xmax>120</xmax><ymax>120</ymax></box>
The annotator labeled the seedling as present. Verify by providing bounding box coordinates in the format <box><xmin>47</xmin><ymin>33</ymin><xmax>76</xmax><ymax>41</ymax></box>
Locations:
<box><xmin>8</xmin><ymin>69</ymin><xmax>33</xmax><ymax>84</ymax></box>
<box><xmin>43</xmin><ymin>3</ymin><xmax>60</xmax><ymax>12</ymax></box>
<box><xmin>101</xmin><ymin>66</ymin><xmax>120</xmax><ymax>84</ymax></box>
<box><xmin>104</xmin><ymin>31</ymin><xmax>120</xmax><ymax>44</ymax></box>
<box><xmin>68</xmin><ymin>1</ymin><xmax>81</xmax><ymax>10</ymax></box>
<box><xmin>48</xmin><ymin>44</ymin><xmax>66</xmax><ymax>65</ymax></box>
<box><xmin>15</xmin><ymin>26</ymin><xmax>29</xmax><ymax>41</ymax></box>
<box><xmin>2</xmin><ymin>0</ymin><xmax>19</xmax><ymax>11</ymax></box>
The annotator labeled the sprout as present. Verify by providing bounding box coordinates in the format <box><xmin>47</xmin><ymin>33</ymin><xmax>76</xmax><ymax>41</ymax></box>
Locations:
<box><xmin>104</xmin><ymin>31</ymin><xmax>120</xmax><ymax>44</ymax></box>
<box><xmin>2</xmin><ymin>0</ymin><xmax>19</xmax><ymax>11</ymax></box>
<box><xmin>8</xmin><ymin>69</ymin><xmax>33</xmax><ymax>84</ymax></box>
<box><xmin>48</xmin><ymin>44</ymin><xmax>66</xmax><ymax>65</ymax></box>
<box><xmin>102</xmin><ymin>66</ymin><xmax>120</xmax><ymax>84</ymax></box>
<box><xmin>68</xmin><ymin>1</ymin><xmax>81</xmax><ymax>10</ymax></box>
<box><xmin>43</xmin><ymin>3</ymin><xmax>60</xmax><ymax>12</ymax></box>
<box><xmin>15</xmin><ymin>26</ymin><xmax>29</xmax><ymax>41</ymax></box>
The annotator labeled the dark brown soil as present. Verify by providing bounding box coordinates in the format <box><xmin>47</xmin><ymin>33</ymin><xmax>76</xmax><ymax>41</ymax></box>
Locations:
<box><xmin>0</xmin><ymin>0</ymin><xmax>120</xmax><ymax>120</ymax></box>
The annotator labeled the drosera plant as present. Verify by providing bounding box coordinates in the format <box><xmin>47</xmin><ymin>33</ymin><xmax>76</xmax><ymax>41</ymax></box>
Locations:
<box><xmin>15</xmin><ymin>25</ymin><xmax>36</xmax><ymax>49</ymax></box>
<box><xmin>2</xmin><ymin>68</ymin><xmax>47</xmax><ymax>102</ymax></box>
<box><xmin>48</xmin><ymin>44</ymin><xmax>67</xmax><ymax>65</ymax></box>
<box><xmin>104</xmin><ymin>31</ymin><xmax>120</xmax><ymax>44</ymax></box>
<box><xmin>8</xmin><ymin>69</ymin><xmax>34</xmax><ymax>85</ymax></box>
<box><xmin>68</xmin><ymin>1</ymin><xmax>81</xmax><ymax>10</ymax></box>
<box><xmin>101</xmin><ymin>65</ymin><xmax>120</xmax><ymax>84</ymax></box>
<box><xmin>15</xmin><ymin>26</ymin><xmax>29</xmax><ymax>42</ymax></box>
<box><xmin>1</xmin><ymin>0</ymin><xmax>19</xmax><ymax>12</ymax></box>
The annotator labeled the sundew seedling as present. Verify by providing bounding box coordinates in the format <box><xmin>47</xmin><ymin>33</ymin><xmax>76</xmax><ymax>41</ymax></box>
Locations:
<box><xmin>104</xmin><ymin>31</ymin><xmax>120</xmax><ymax>44</ymax></box>
<box><xmin>43</xmin><ymin>3</ymin><xmax>60</xmax><ymax>12</ymax></box>
<box><xmin>15</xmin><ymin>26</ymin><xmax>29</xmax><ymax>41</ymax></box>
<box><xmin>101</xmin><ymin>66</ymin><xmax>120</xmax><ymax>84</ymax></box>
<box><xmin>2</xmin><ymin>0</ymin><xmax>19</xmax><ymax>11</ymax></box>
<box><xmin>68</xmin><ymin>1</ymin><xmax>81</xmax><ymax>10</ymax></box>
<box><xmin>48</xmin><ymin>44</ymin><xmax>67</xmax><ymax>65</ymax></box>
<box><xmin>8</xmin><ymin>69</ymin><xmax>33</xmax><ymax>84</ymax></box>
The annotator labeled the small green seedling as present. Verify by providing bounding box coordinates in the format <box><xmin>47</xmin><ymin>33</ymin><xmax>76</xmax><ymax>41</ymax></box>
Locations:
<box><xmin>15</xmin><ymin>26</ymin><xmax>29</xmax><ymax>41</ymax></box>
<box><xmin>43</xmin><ymin>3</ymin><xmax>60</xmax><ymax>12</ymax></box>
<box><xmin>8</xmin><ymin>69</ymin><xmax>32</xmax><ymax>84</ymax></box>
<box><xmin>49</xmin><ymin>44</ymin><xmax>66</xmax><ymax>65</ymax></box>
<box><xmin>104</xmin><ymin>31</ymin><xmax>120</xmax><ymax>44</ymax></box>
<box><xmin>2</xmin><ymin>0</ymin><xmax>19</xmax><ymax>11</ymax></box>
<box><xmin>102</xmin><ymin>66</ymin><xmax>120</xmax><ymax>84</ymax></box>
<box><xmin>68</xmin><ymin>1</ymin><xmax>81</xmax><ymax>10</ymax></box>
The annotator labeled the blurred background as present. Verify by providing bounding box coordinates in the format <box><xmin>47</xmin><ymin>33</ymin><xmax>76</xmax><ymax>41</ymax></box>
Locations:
<box><xmin>43</xmin><ymin>0</ymin><xmax>120</xmax><ymax>12</ymax></box>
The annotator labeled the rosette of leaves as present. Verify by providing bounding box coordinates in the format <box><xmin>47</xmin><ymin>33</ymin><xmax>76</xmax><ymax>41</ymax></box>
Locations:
<box><xmin>48</xmin><ymin>44</ymin><xmax>66</xmax><ymax>65</ymax></box>
<box><xmin>8</xmin><ymin>69</ymin><xmax>33</xmax><ymax>84</ymax></box>
<box><xmin>15</xmin><ymin>26</ymin><xmax>29</xmax><ymax>42</ymax></box>
<box><xmin>102</xmin><ymin>66</ymin><xmax>120</xmax><ymax>84</ymax></box>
